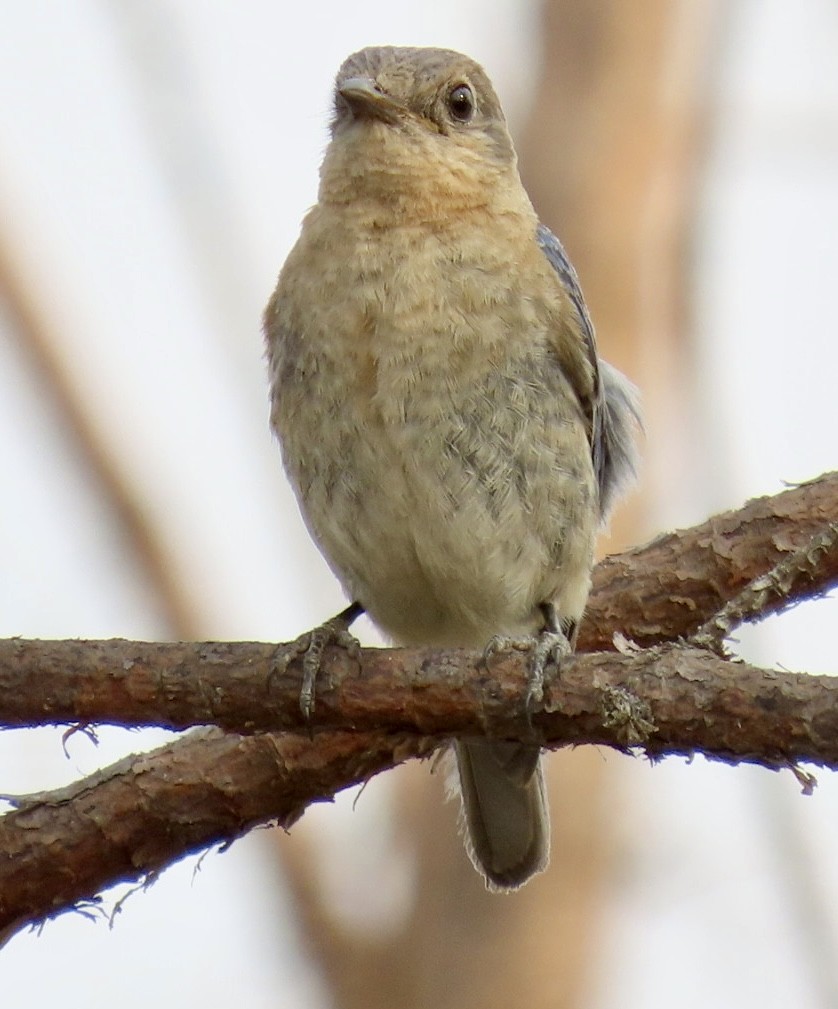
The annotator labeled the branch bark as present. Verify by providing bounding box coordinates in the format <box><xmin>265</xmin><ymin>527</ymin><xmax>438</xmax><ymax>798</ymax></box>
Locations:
<box><xmin>580</xmin><ymin>471</ymin><xmax>838</xmax><ymax>650</ymax></box>
<box><xmin>1</xmin><ymin>472</ymin><xmax>837</xmax><ymax>939</ymax></box>
<box><xmin>0</xmin><ymin>641</ymin><xmax>837</xmax><ymax>768</ymax></box>
<box><xmin>0</xmin><ymin>729</ymin><xmax>428</xmax><ymax>945</ymax></box>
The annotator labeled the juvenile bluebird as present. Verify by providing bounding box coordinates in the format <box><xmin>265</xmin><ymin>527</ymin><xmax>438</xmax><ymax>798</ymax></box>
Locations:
<box><xmin>264</xmin><ymin>46</ymin><xmax>639</xmax><ymax>890</ymax></box>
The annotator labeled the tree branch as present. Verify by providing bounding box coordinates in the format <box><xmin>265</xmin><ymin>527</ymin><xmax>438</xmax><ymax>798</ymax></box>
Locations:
<box><xmin>1</xmin><ymin>472</ymin><xmax>836</xmax><ymax>938</ymax></box>
<box><xmin>580</xmin><ymin>471</ymin><xmax>838</xmax><ymax>650</ymax></box>
<box><xmin>0</xmin><ymin>641</ymin><xmax>836</xmax><ymax>768</ymax></box>
<box><xmin>691</xmin><ymin>520</ymin><xmax>838</xmax><ymax>650</ymax></box>
<box><xmin>0</xmin><ymin>729</ymin><xmax>430</xmax><ymax>943</ymax></box>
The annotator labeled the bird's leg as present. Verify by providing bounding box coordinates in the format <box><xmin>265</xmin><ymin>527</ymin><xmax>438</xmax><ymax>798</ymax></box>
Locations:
<box><xmin>273</xmin><ymin>601</ymin><xmax>364</xmax><ymax>722</ymax></box>
<box><xmin>526</xmin><ymin>603</ymin><xmax>574</xmax><ymax>708</ymax></box>
<box><xmin>484</xmin><ymin>602</ymin><xmax>574</xmax><ymax>711</ymax></box>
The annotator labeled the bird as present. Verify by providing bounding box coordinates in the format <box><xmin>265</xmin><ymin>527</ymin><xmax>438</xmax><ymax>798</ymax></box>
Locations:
<box><xmin>264</xmin><ymin>45</ymin><xmax>639</xmax><ymax>891</ymax></box>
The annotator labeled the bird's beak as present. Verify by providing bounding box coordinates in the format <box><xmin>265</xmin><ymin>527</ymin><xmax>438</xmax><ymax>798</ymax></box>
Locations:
<box><xmin>337</xmin><ymin>76</ymin><xmax>401</xmax><ymax>125</ymax></box>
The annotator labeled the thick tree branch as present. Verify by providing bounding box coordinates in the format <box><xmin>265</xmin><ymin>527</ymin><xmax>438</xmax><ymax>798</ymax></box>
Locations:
<box><xmin>0</xmin><ymin>729</ymin><xmax>429</xmax><ymax>944</ymax></box>
<box><xmin>0</xmin><ymin>472</ymin><xmax>836</xmax><ymax>938</ymax></box>
<box><xmin>0</xmin><ymin>641</ymin><xmax>836</xmax><ymax>770</ymax></box>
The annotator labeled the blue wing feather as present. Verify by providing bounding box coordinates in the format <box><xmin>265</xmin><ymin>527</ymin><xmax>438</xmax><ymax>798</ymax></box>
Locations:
<box><xmin>536</xmin><ymin>223</ymin><xmax>640</xmax><ymax>520</ymax></box>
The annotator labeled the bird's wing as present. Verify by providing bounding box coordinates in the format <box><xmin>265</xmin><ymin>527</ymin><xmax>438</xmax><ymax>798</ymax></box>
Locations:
<box><xmin>536</xmin><ymin>222</ymin><xmax>598</xmax><ymax>377</ymax></box>
<box><xmin>536</xmin><ymin>223</ymin><xmax>640</xmax><ymax>520</ymax></box>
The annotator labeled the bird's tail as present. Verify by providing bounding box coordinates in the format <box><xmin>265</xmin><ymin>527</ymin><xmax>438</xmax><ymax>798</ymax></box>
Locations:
<box><xmin>454</xmin><ymin>739</ymin><xmax>549</xmax><ymax>891</ymax></box>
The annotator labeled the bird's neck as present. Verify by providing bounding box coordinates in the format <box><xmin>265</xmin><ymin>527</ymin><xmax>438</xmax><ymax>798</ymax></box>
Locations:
<box><xmin>317</xmin><ymin>128</ymin><xmax>532</xmax><ymax>226</ymax></box>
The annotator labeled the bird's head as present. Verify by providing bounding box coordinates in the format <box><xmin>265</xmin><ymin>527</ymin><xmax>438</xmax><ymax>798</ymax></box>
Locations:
<box><xmin>318</xmin><ymin>46</ymin><xmax>524</xmax><ymax>218</ymax></box>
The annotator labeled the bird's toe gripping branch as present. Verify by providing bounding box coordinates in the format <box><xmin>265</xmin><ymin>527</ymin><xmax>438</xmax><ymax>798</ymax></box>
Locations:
<box><xmin>483</xmin><ymin>602</ymin><xmax>573</xmax><ymax>716</ymax></box>
<box><xmin>272</xmin><ymin>602</ymin><xmax>364</xmax><ymax>722</ymax></box>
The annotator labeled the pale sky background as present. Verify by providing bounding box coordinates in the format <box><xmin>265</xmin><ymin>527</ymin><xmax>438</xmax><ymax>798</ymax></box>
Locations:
<box><xmin>0</xmin><ymin>2</ymin><xmax>837</xmax><ymax>1007</ymax></box>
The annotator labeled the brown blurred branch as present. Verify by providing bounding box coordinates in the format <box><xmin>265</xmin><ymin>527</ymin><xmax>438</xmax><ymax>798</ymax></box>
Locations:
<box><xmin>506</xmin><ymin>9</ymin><xmax>726</xmax><ymax>1007</ymax></box>
<box><xmin>1</xmin><ymin>472</ymin><xmax>837</xmax><ymax>939</ymax></box>
<box><xmin>0</xmin><ymin>186</ymin><xmax>201</xmax><ymax>639</ymax></box>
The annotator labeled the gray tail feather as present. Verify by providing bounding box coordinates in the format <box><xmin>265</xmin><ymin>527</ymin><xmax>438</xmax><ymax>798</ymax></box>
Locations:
<box><xmin>453</xmin><ymin>739</ymin><xmax>549</xmax><ymax>891</ymax></box>
<box><xmin>596</xmin><ymin>360</ymin><xmax>642</xmax><ymax>521</ymax></box>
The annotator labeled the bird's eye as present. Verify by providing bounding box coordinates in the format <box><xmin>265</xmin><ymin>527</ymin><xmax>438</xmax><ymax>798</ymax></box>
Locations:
<box><xmin>447</xmin><ymin>83</ymin><xmax>475</xmax><ymax>123</ymax></box>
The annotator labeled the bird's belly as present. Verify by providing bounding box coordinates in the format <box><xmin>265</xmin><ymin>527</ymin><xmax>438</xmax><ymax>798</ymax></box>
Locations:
<box><xmin>282</xmin><ymin>362</ymin><xmax>598</xmax><ymax>648</ymax></box>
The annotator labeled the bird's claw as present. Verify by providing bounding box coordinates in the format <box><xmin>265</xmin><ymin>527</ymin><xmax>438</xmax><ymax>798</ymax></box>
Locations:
<box><xmin>525</xmin><ymin>629</ymin><xmax>571</xmax><ymax>708</ymax></box>
<box><xmin>483</xmin><ymin>633</ymin><xmax>533</xmax><ymax>662</ymax></box>
<box><xmin>299</xmin><ymin>619</ymin><xmax>361</xmax><ymax>721</ymax></box>
<box><xmin>483</xmin><ymin>627</ymin><xmax>572</xmax><ymax>713</ymax></box>
<box><xmin>272</xmin><ymin>612</ymin><xmax>361</xmax><ymax>723</ymax></box>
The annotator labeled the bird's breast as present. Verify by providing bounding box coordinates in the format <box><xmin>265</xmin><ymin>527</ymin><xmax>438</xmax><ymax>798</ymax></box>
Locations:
<box><xmin>269</xmin><ymin>215</ymin><xmax>598</xmax><ymax>646</ymax></box>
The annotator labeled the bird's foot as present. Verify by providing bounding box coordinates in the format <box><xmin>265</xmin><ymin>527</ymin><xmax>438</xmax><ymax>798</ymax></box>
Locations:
<box><xmin>272</xmin><ymin>602</ymin><xmax>363</xmax><ymax>722</ymax></box>
<box><xmin>484</xmin><ymin>603</ymin><xmax>574</xmax><ymax>712</ymax></box>
<box><xmin>525</xmin><ymin>628</ymin><xmax>572</xmax><ymax>708</ymax></box>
